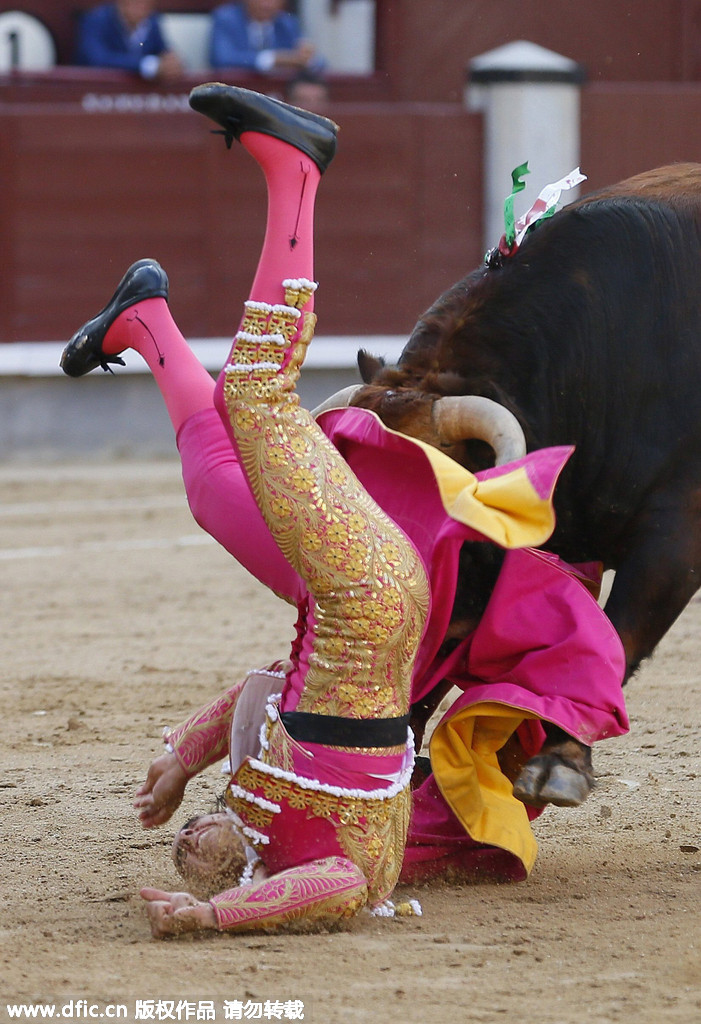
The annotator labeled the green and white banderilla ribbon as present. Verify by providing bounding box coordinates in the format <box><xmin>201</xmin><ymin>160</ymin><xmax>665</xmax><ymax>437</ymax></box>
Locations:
<box><xmin>498</xmin><ymin>162</ymin><xmax>587</xmax><ymax>257</ymax></box>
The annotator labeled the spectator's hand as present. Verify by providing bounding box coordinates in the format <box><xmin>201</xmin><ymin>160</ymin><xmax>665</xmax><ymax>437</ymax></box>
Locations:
<box><xmin>274</xmin><ymin>40</ymin><xmax>318</xmax><ymax>69</ymax></box>
<box><xmin>134</xmin><ymin>751</ymin><xmax>188</xmax><ymax>829</ymax></box>
<box><xmin>155</xmin><ymin>51</ymin><xmax>185</xmax><ymax>82</ymax></box>
<box><xmin>296</xmin><ymin>40</ymin><xmax>317</xmax><ymax>66</ymax></box>
<box><xmin>140</xmin><ymin>888</ymin><xmax>217</xmax><ymax>938</ymax></box>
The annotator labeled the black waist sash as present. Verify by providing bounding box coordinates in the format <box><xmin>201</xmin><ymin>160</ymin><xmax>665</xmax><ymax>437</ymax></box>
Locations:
<box><xmin>279</xmin><ymin>710</ymin><xmax>410</xmax><ymax>748</ymax></box>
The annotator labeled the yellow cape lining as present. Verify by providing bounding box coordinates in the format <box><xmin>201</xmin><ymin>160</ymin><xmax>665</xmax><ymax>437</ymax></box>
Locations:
<box><xmin>429</xmin><ymin>701</ymin><xmax>541</xmax><ymax>875</ymax></box>
<box><xmin>409</xmin><ymin>436</ymin><xmax>558</xmax><ymax>549</ymax></box>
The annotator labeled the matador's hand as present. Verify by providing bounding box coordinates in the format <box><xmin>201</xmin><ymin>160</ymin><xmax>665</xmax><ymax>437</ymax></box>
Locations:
<box><xmin>140</xmin><ymin>888</ymin><xmax>217</xmax><ymax>938</ymax></box>
<box><xmin>134</xmin><ymin>752</ymin><xmax>188</xmax><ymax>829</ymax></box>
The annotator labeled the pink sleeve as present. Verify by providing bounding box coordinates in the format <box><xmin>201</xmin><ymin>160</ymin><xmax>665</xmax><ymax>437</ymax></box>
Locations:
<box><xmin>165</xmin><ymin>679</ymin><xmax>245</xmax><ymax>777</ymax></box>
<box><xmin>209</xmin><ymin>857</ymin><xmax>368</xmax><ymax>931</ymax></box>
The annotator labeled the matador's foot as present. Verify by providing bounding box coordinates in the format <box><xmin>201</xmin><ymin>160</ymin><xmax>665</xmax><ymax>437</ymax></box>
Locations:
<box><xmin>188</xmin><ymin>83</ymin><xmax>338</xmax><ymax>173</ymax></box>
<box><xmin>61</xmin><ymin>259</ymin><xmax>168</xmax><ymax>377</ymax></box>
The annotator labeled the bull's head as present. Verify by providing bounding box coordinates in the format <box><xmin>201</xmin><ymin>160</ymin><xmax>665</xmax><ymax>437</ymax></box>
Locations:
<box><xmin>313</xmin><ymin>350</ymin><xmax>527</xmax><ymax>468</ymax></box>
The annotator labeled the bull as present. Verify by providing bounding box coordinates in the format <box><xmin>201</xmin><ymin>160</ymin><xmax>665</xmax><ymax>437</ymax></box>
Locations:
<box><xmin>322</xmin><ymin>163</ymin><xmax>701</xmax><ymax>808</ymax></box>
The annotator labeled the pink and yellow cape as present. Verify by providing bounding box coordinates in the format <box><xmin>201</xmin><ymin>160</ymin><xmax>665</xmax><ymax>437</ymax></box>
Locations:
<box><xmin>320</xmin><ymin>407</ymin><xmax>627</xmax><ymax>877</ymax></box>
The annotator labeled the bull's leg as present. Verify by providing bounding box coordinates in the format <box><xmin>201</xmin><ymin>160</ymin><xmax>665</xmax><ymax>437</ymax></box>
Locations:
<box><xmin>603</xmin><ymin>512</ymin><xmax>701</xmax><ymax>681</ymax></box>
<box><xmin>515</xmin><ymin>500</ymin><xmax>701</xmax><ymax>809</ymax></box>
<box><xmin>411</xmin><ymin>685</ymin><xmax>596</xmax><ymax>807</ymax></box>
<box><xmin>512</xmin><ymin>724</ymin><xmax>594</xmax><ymax>808</ymax></box>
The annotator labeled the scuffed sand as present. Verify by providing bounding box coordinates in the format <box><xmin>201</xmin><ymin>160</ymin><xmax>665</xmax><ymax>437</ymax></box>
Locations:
<box><xmin>1</xmin><ymin>460</ymin><xmax>699</xmax><ymax>1023</ymax></box>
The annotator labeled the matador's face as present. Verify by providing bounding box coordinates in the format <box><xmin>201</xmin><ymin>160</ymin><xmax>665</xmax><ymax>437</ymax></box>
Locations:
<box><xmin>171</xmin><ymin>812</ymin><xmax>247</xmax><ymax>896</ymax></box>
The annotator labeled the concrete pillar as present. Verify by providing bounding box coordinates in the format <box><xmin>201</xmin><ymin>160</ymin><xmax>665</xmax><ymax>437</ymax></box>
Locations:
<box><xmin>467</xmin><ymin>41</ymin><xmax>585</xmax><ymax>253</ymax></box>
<box><xmin>299</xmin><ymin>0</ymin><xmax>376</xmax><ymax>73</ymax></box>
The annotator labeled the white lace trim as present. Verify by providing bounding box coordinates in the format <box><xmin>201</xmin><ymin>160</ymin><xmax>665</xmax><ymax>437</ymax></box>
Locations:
<box><xmin>224</xmin><ymin>361</ymin><xmax>282</xmax><ymax>373</ymax></box>
<box><xmin>244</xmin><ymin>299</ymin><xmax>302</xmax><ymax>319</ymax></box>
<box><xmin>246</xmin><ymin>746</ymin><xmax>414</xmax><ymax>802</ymax></box>
<box><xmin>369</xmin><ymin>900</ymin><xmax>395</xmax><ymax>917</ymax></box>
<box><xmin>162</xmin><ymin>725</ymin><xmax>175</xmax><ymax>754</ymax></box>
<box><xmin>258</xmin><ymin>692</ymin><xmax>282</xmax><ymax>753</ymax></box>
<box><xmin>258</xmin><ymin>720</ymin><xmax>269</xmax><ymax>753</ymax></box>
<box><xmin>244</xmin><ymin>300</ymin><xmax>273</xmax><ymax>313</ymax></box>
<box><xmin>228</xmin><ymin>783</ymin><xmax>281</xmax><ymax>815</ymax></box>
<box><xmin>235</xmin><ymin>330</ymin><xmax>288</xmax><ymax>346</ymax></box>
<box><xmin>368</xmin><ymin>898</ymin><xmax>423</xmax><ymax>918</ymax></box>
<box><xmin>224</xmin><ymin>807</ymin><xmax>270</xmax><ymax>846</ymax></box>
<box><xmin>238</xmin><ymin>851</ymin><xmax>262</xmax><ymax>888</ymax></box>
<box><xmin>282</xmin><ymin>277</ymin><xmax>318</xmax><ymax>292</ymax></box>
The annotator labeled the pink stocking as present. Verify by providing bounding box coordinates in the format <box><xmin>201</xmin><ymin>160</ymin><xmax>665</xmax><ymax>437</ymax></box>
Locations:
<box><xmin>94</xmin><ymin>134</ymin><xmax>319</xmax><ymax>442</ymax></box>
<box><xmin>97</xmin><ymin>301</ymin><xmax>302</xmax><ymax>597</ymax></box>
<box><xmin>238</xmin><ymin>132</ymin><xmax>321</xmax><ymax>309</ymax></box>
<box><xmin>100</xmin><ymin>298</ymin><xmax>215</xmax><ymax>435</ymax></box>
<box><xmin>97</xmin><ymin>133</ymin><xmax>320</xmax><ymax>434</ymax></box>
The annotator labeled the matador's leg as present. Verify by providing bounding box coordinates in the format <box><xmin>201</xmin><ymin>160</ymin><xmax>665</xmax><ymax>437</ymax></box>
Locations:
<box><xmin>60</xmin><ymin>277</ymin><xmax>301</xmax><ymax>600</ymax></box>
<box><xmin>61</xmin><ymin>261</ymin><xmax>216</xmax><ymax>436</ymax></box>
<box><xmin>215</xmin><ymin>301</ymin><xmax>429</xmax><ymax>720</ymax></box>
<box><xmin>185</xmin><ymin>87</ymin><xmax>429</xmax><ymax>924</ymax></box>
<box><xmin>61</xmin><ymin>267</ymin><xmax>300</xmax><ymax>595</ymax></box>
<box><xmin>190</xmin><ymin>84</ymin><xmax>429</xmax><ymax>723</ymax></box>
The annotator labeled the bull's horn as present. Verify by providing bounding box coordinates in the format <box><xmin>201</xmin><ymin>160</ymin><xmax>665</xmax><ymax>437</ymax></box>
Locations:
<box><xmin>432</xmin><ymin>395</ymin><xmax>527</xmax><ymax>465</ymax></box>
<box><xmin>311</xmin><ymin>384</ymin><xmax>363</xmax><ymax>418</ymax></box>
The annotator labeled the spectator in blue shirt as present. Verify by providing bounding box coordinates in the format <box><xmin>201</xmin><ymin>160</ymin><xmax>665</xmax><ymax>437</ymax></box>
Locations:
<box><xmin>210</xmin><ymin>0</ymin><xmax>325</xmax><ymax>74</ymax></box>
<box><xmin>75</xmin><ymin>0</ymin><xmax>184</xmax><ymax>82</ymax></box>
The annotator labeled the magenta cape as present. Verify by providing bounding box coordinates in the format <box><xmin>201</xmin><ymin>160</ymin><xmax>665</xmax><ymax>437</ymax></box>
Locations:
<box><xmin>318</xmin><ymin>407</ymin><xmax>627</xmax><ymax>875</ymax></box>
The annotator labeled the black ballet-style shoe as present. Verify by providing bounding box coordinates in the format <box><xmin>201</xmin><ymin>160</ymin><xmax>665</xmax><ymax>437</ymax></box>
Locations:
<box><xmin>188</xmin><ymin>83</ymin><xmax>338</xmax><ymax>174</ymax></box>
<box><xmin>60</xmin><ymin>259</ymin><xmax>169</xmax><ymax>377</ymax></box>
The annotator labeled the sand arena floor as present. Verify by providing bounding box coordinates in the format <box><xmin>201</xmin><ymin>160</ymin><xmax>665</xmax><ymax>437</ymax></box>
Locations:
<box><xmin>1</xmin><ymin>458</ymin><xmax>699</xmax><ymax>1024</ymax></box>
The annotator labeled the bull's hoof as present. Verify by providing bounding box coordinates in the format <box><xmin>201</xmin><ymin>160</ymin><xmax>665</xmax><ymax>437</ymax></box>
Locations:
<box><xmin>512</xmin><ymin>755</ymin><xmax>594</xmax><ymax>808</ymax></box>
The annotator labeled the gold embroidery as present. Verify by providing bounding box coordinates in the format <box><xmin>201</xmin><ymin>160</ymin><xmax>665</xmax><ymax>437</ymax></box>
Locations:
<box><xmin>226</xmin><ymin>795</ymin><xmax>275</xmax><ymax>830</ymax></box>
<box><xmin>226</xmin><ymin>758</ymin><xmax>410</xmax><ymax>904</ymax></box>
<box><xmin>221</xmin><ymin>284</ymin><xmax>429</xmax><ymax>732</ymax></box>
<box><xmin>231</xmin><ymin>759</ymin><xmax>405</xmax><ymax>828</ymax></box>
<box><xmin>240</xmin><ymin>302</ymin><xmax>271</xmax><ymax>335</ymax></box>
<box><xmin>166</xmin><ymin>681</ymin><xmax>244</xmax><ymax>775</ymax></box>
<box><xmin>283</xmin><ymin>280</ymin><xmax>316</xmax><ymax>308</ymax></box>
<box><xmin>336</xmin><ymin>785</ymin><xmax>411</xmax><ymax>903</ymax></box>
<box><xmin>211</xmin><ymin>856</ymin><xmax>369</xmax><ymax>931</ymax></box>
<box><xmin>268</xmin><ymin>307</ymin><xmax>301</xmax><ymax>342</ymax></box>
<box><xmin>264</xmin><ymin>713</ymin><xmax>295</xmax><ymax>772</ymax></box>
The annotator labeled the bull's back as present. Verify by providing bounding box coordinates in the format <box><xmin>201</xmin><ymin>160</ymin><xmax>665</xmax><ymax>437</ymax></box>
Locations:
<box><xmin>444</xmin><ymin>167</ymin><xmax>701</xmax><ymax>561</ymax></box>
<box><xmin>573</xmin><ymin>162</ymin><xmax>701</xmax><ymax>209</ymax></box>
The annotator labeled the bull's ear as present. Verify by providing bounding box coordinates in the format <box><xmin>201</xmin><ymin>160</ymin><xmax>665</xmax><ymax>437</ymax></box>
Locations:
<box><xmin>357</xmin><ymin>349</ymin><xmax>385</xmax><ymax>383</ymax></box>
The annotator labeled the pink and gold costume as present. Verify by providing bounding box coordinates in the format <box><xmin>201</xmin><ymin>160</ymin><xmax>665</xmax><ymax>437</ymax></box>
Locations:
<box><xmin>174</xmin><ymin>399</ymin><xmax>627</xmax><ymax>894</ymax></box>
<box><xmin>73</xmin><ymin>87</ymin><xmax>627</xmax><ymax>928</ymax></box>
<box><xmin>163</xmin><ymin>254</ymin><xmax>432</xmax><ymax>926</ymax></box>
<box><xmin>165</xmin><ymin>186</ymin><xmax>626</xmax><ymax>918</ymax></box>
<box><xmin>209</xmin><ymin>281</ymin><xmax>428</xmax><ymax>917</ymax></box>
<box><xmin>87</xmin><ymin>105</ymin><xmax>434</xmax><ymax>926</ymax></box>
